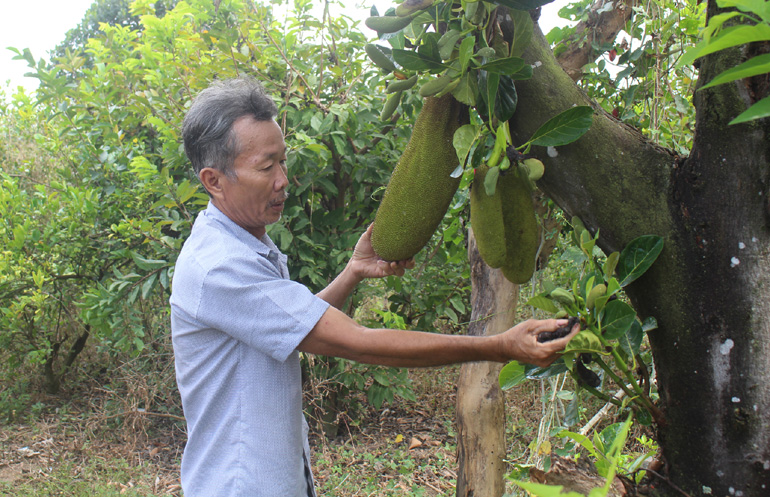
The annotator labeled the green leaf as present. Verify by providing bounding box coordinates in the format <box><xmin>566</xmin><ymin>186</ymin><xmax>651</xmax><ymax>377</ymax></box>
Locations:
<box><xmin>133</xmin><ymin>254</ymin><xmax>167</xmax><ymax>270</ymax></box>
<box><xmin>485</xmin><ymin>72</ymin><xmax>500</xmax><ymax>121</ymax></box>
<box><xmin>564</xmin><ymin>330</ymin><xmax>604</xmax><ymax>355</ymax></box>
<box><xmin>618</xmin><ymin>320</ymin><xmax>643</xmax><ymax>365</ymax></box>
<box><xmin>526</xmin><ymin>295</ymin><xmax>560</xmax><ymax>314</ymax></box>
<box><xmin>495</xmin><ymin>75</ymin><xmax>518</xmax><ymax>121</ymax></box>
<box><xmin>718</xmin><ymin>0</ymin><xmax>770</xmax><ymax>23</ymax></box>
<box><xmin>484</xmin><ymin>166</ymin><xmax>500</xmax><ymax>196</ymax></box>
<box><xmin>510</xmin><ymin>9</ymin><xmax>534</xmax><ymax>58</ymax></box>
<box><xmin>499</xmin><ymin>361</ymin><xmax>526</xmax><ymax>390</ymax></box>
<box><xmin>525</xmin><ymin>360</ymin><xmax>569</xmax><ymax>379</ymax></box>
<box><xmin>459</xmin><ymin>36</ymin><xmax>476</xmax><ymax>74</ymax></box>
<box><xmin>529</xmin><ymin>106</ymin><xmax>594</xmax><ymax>147</ymax></box>
<box><xmin>603</xmin><ymin>252</ymin><xmax>620</xmax><ymax>279</ymax></box>
<box><xmin>454</xmin><ymin>124</ymin><xmax>479</xmax><ymax>166</ymax></box>
<box><xmin>141</xmin><ymin>273</ymin><xmax>157</xmax><ymax>299</ymax></box>
<box><xmin>601</xmin><ymin>300</ymin><xmax>636</xmax><ymax>340</ymax></box>
<box><xmin>617</xmin><ymin>235</ymin><xmax>664</xmax><ymax>287</ymax></box>
<box><xmin>701</xmin><ymin>53</ymin><xmax>770</xmax><ymax>90</ymax></box>
<box><xmin>730</xmin><ymin>94</ymin><xmax>770</xmax><ymax>124</ymax></box>
<box><xmin>679</xmin><ymin>24</ymin><xmax>770</xmax><ymax>67</ymax></box>
<box><xmin>392</xmin><ymin>48</ymin><xmax>445</xmax><ymax>71</ymax></box>
<box><xmin>451</xmin><ymin>72</ymin><xmax>478</xmax><ymax>106</ymax></box>
<box><xmin>476</xmin><ymin>56</ymin><xmax>527</xmax><ymax>75</ymax></box>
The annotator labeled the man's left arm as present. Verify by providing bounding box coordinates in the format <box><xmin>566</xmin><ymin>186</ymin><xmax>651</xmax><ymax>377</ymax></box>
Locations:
<box><xmin>316</xmin><ymin>224</ymin><xmax>413</xmax><ymax>309</ymax></box>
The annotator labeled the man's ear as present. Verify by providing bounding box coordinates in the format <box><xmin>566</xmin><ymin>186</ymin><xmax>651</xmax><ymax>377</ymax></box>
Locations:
<box><xmin>199</xmin><ymin>167</ymin><xmax>224</xmax><ymax>197</ymax></box>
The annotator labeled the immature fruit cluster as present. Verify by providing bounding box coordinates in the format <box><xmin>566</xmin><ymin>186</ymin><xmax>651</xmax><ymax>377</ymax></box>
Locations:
<box><xmin>371</xmin><ymin>95</ymin><xmax>465</xmax><ymax>261</ymax></box>
<box><xmin>471</xmin><ymin>164</ymin><xmax>540</xmax><ymax>284</ymax></box>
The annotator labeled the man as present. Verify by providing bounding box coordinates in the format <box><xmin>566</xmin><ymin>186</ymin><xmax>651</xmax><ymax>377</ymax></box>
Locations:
<box><xmin>170</xmin><ymin>77</ymin><xmax>578</xmax><ymax>497</ymax></box>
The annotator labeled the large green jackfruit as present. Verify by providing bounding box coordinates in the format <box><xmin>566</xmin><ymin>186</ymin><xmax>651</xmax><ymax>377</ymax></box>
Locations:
<box><xmin>470</xmin><ymin>164</ymin><xmax>508</xmax><ymax>268</ymax></box>
<box><xmin>500</xmin><ymin>167</ymin><xmax>539</xmax><ymax>284</ymax></box>
<box><xmin>371</xmin><ymin>94</ymin><xmax>465</xmax><ymax>261</ymax></box>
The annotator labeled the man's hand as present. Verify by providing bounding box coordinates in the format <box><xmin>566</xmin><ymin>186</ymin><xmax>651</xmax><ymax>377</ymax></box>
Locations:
<box><xmin>349</xmin><ymin>224</ymin><xmax>415</xmax><ymax>280</ymax></box>
<box><xmin>499</xmin><ymin>318</ymin><xmax>580</xmax><ymax>367</ymax></box>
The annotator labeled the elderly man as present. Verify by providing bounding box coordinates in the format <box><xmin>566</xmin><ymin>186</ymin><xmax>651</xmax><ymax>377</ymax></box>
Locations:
<box><xmin>170</xmin><ymin>77</ymin><xmax>577</xmax><ymax>497</ymax></box>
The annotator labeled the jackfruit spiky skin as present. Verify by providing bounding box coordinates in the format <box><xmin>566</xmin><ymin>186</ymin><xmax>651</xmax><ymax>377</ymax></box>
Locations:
<box><xmin>371</xmin><ymin>95</ymin><xmax>464</xmax><ymax>261</ymax></box>
<box><xmin>470</xmin><ymin>164</ymin><xmax>508</xmax><ymax>268</ymax></box>
<box><xmin>500</xmin><ymin>168</ymin><xmax>539</xmax><ymax>284</ymax></box>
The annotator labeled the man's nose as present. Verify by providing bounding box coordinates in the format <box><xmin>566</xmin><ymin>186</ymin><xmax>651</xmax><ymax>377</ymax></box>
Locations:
<box><xmin>275</xmin><ymin>167</ymin><xmax>289</xmax><ymax>190</ymax></box>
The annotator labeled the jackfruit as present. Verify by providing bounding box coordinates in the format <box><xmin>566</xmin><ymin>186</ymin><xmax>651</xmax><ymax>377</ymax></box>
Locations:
<box><xmin>470</xmin><ymin>164</ymin><xmax>508</xmax><ymax>268</ymax></box>
<box><xmin>471</xmin><ymin>164</ymin><xmax>539</xmax><ymax>283</ymax></box>
<box><xmin>499</xmin><ymin>167</ymin><xmax>539</xmax><ymax>284</ymax></box>
<box><xmin>371</xmin><ymin>94</ymin><xmax>465</xmax><ymax>261</ymax></box>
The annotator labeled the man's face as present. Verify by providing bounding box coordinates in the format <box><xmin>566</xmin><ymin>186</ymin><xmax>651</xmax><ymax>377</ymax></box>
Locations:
<box><xmin>209</xmin><ymin>116</ymin><xmax>289</xmax><ymax>238</ymax></box>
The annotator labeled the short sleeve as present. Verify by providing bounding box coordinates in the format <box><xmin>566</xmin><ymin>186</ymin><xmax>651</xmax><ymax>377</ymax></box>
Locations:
<box><xmin>195</xmin><ymin>255</ymin><xmax>330</xmax><ymax>362</ymax></box>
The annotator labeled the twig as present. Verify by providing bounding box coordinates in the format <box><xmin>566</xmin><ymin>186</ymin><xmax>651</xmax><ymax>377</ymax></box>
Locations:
<box><xmin>642</xmin><ymin>468</ymin><xmax>692</xmax><ymax>497</ymax></box>
<box><xmin>103</xmin><ymin>409</ymin><xmax>186</xmax><ymax>422</ymax></box>
<box><xmin>580</xmin><ymin>388</ymin><xmax>626</xmax><ymax>435</ymax></box>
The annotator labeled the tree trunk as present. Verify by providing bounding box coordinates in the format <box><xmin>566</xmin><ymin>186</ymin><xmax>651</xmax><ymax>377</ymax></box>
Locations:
<box><xmin>456</xmin><ymin>230</ymin><xmax>517</xmax><ymax>497</ymax></box>
<box><xmin>502</xmin><ymin>8</ymin><xmax>770</xmax><ymax>493</ymax></box>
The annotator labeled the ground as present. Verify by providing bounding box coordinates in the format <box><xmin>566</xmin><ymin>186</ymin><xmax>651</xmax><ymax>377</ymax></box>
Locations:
<box><xmin>2</xmin><ymin>364</ymin><xmax>546</xmax><ymax>496</ymax></box>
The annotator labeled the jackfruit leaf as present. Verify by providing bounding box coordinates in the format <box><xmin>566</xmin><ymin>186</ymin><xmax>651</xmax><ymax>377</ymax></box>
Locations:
<box><xmin>525</xmin><ymin>359</ymin><xmax>568</xmax><ymax>379</ymax></box>
<box><xmin>491</xmin><ymin>0</ymin><xmax>557</xmax><ymax>11</ymax></box>
<box><xmin>418</xmin><ymin>32</ymin><xmax>441</xmax><ymax>65</ymax></box>
<box><xmin>392</xmin><ymin>48</ymin><xmax>445</xmax><ymax>71</ymax></box>
<box><xmin>476</xmin><ymin>56</ymin><xmax>527</xmax><ymax>75</ymax></box>
<box><xmin>529</xmin><ymin>106</ymin><xmax>594</xmax><ymax>147</ymax></box>
<box><xmin>484</xmin><ymin>71</ymin><xmax>499</xmax><ymax>121</ymax></box>
<box><xmin>450</xmin><ymin>164</ymin><xmax>464</xmax><ymax>178</ymax></box>
<box><xmin>484</xmin><ymin>166</ymin><xmax>500</xmax><ymax>196</ymax></box>
<box><xmin>603</xmin><ymin>251</ymin><xmax>620</xmax><ymax>279</ymax></box>
<box><xmin>601</xmin><ymin>300</ymin><xmax>636</xmax><ymax>340</ymax></box>
<box><xmin>678</xmin><ymin>24</ymin><xmax>770</xmax><ymax>68</ymax></box>
<box><xmin>618</xmin><ymin>320</ymin><xmax>643</xmax><ymax>359</ymax></box>
<box><xmin>495</xmin><ymin>75</ymin><xmax>517</xmax><ymax>121</ymax></box>
<box><xmin>452</xmin><ymin>72</ymin><xmax>477</xmax><ymax>106</ymax></box>
<box><xmin>526</xmin><ymin>295</ymin><xmax>559</xmax><ymax>314</ymax></box>
<box><xmin>499</xmin><ymin>360</ymin><xmax>526</xmax><ymax>390</ymax></box>
<box><xmin>453</xmin><ymin>124</ymin><xmax>479</xmax><ymax>166</ymax></box>
<box><xmin>730</xmin><ymin>94</ymin><xmax>770</xmax><ymax>124</ymax></box>
<box><xmin>616</xmin><ymin>235</ymin><xmax>664</xmax><ymax>287</ymax></box>
<box><xmin>700</xmin><ymin>53</ymin><xmax>770</xmax><ymax>90</ymax></box>
<box><xmin>459</xmin><ymin>36</ymin><xmax>475</xmax><ymax>74</ymax></box>
<box><xmin>510</xmin><ymin>9</ymin><xmax>534</xmax><ymax>58</ymax></box>
<box><xmin>564</xmin><ymin>330</ymin><xmax>604</xmax><ymax>355</ymax></box>
<box><xmin>718</xmin><ymin>0</ymin><xmax>770</xmax><ymax>23</ymax></box>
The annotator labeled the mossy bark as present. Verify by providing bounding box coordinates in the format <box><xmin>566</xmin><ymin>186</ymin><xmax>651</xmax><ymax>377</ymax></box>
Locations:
<box><xmin>502</xmin><ymin>6</ymin><xmax>770</xmax><ymax>494</ymax></box>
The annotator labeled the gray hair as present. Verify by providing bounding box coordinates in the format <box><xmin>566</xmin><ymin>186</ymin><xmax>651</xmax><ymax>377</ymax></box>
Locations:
<box><xmin>182</xmin><ymin>77</ymin><xmax>278</xmax><ymax>178</ymax></box>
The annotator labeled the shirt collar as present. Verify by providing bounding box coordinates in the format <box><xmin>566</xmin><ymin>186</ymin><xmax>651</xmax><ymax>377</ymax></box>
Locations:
<box><xmin>202</xmin><ymin>201</ymin><xmax>278</xmax><ymax>258</ymax></box>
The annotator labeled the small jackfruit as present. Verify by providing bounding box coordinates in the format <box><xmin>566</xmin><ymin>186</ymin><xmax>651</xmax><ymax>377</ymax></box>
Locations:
<box><xmin>371</xmin><ymin>94</ymin><xmax>466</xmax><ymax>261</ymax></box>
<box><xmin>396</xmin><ymin>0</ymin><xmax>433</xmax><ymax>17</ymax></box>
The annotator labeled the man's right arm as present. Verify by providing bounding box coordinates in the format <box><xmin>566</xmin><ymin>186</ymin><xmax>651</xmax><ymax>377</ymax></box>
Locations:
<box><xmin>297</xmin><ymin>305</ymin><xmax>578</xmax><ymax>368</ymax></box>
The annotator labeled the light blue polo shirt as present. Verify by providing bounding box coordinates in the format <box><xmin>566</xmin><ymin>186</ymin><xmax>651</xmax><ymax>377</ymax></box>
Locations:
<box><xmin>170</xmin><ymin>202</ymin><xmax>330</xmax><ymax>497</ymax></box>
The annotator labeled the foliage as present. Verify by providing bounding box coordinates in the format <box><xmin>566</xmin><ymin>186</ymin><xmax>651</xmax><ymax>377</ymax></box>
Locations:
<box><xmin>499</xmin><ymin>221</ymin><xmax>664</xmax><ymax>428</ymax></box>
<box><xmin>679</xmin><ymin>0</ymin><xmax>770</xmax><ymax>124</ymax></box>
<box><xmin>365</xmin><ymin>0</ymin><xmax>593</xmax><ymax>211</ymax></box>
<box><xmin>548</xmin><ymin>0</ymin><xmax>704</xmax><ymax>154</ymax></box>
<box><xmin>510</xmin><ymin>415</ymin><xmax>635</xmax><ymax>496</ymax></box>
<box><xmin>1</xmin><ymin>0</ymin><xmax>471</xmax><ymax>413</ymax></box>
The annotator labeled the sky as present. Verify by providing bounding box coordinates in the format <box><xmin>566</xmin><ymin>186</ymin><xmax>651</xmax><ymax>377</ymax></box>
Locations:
<box><xmin>0</xmin><ymin>0</ymin><xmax>571</xmax><ymax>94</ymax></box>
